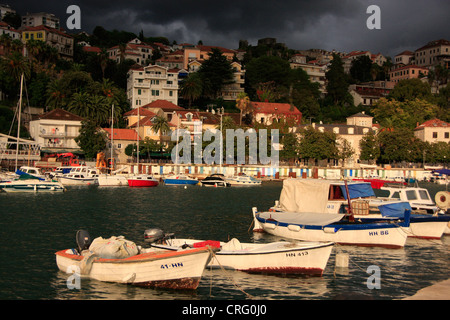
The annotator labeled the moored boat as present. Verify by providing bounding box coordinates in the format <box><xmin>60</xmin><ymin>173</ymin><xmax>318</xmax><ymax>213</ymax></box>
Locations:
<box><xmin>163</xmin><ymin>174</ymin><xmax>199</xmax><ymax>186</ymax></box>
<box><xmin>226</xmin><ymin>174</ymin><xmax>261</xmax><ymax>186</ymax></box>
<box><xmin>55</xmin><ymin>230</ymin><xmax>214</xmax><ymax>290</ymax></box>
<box><xmin>127</xmin><ymin>174</ymin><xmax>159</xmax><ymax>187</ymax></box>
<box><xmin>98</xmin><ymin>174</ymin><xmax>128</xmax><ymax>186</ymax></box>
<box><xmin>146</xmin><ymin>229</ymin><xmax>333</xmax><ymax>276</ymax></box>
<box><xmin>58</xmin><ymin>166</ymin><xmax>99</xmax><ymax>186</ymax></box>
<box><xmin>0</xmin><ymin>178</ymin><xmax>65</xmax><ymax>193</ymax></box>
<box><xmin>200</xmin><ymin>174</ymin><xmax>230</xmax><ymax>187</ymax></box>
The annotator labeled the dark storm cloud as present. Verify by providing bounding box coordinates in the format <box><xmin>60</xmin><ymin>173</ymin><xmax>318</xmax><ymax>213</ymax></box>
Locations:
<box><xmin>9</xmin><ymin>0</ymin><xmax>450</xmax><ymax>57</ymax></box>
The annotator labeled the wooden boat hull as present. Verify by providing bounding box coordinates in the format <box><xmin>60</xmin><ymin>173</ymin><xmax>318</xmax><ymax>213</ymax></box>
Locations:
<box><xmin>55</xmin><ymin>246</ymin><xmax>213</xmax><ymax>290</ymax></box>
<box><xmin>254</xmin><ymin>211</ymin><xmax>409</xmax><ymax>249</ymax></box>
<box><xmin>154</xmin><ymin>239</ymin><xmax>333</xmax><ymax>276</ymax></box>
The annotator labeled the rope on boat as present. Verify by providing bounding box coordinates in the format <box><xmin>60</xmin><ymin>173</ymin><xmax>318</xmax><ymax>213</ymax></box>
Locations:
<box><xmin>206</xmin><ymin>246</ymin><xmax>255</xmax><ymax>300</ymax></box>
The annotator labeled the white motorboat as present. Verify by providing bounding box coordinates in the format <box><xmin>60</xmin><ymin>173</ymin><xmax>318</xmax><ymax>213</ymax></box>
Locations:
<box><xmin>58</xmin><ymin>166</ymin><xmax>99</xmax><ymax>186</ymax></box>
<box><xmin>98</xmin><ymin>174</ymin><xmax>128</xmax><ymax>186</ymax></box>
<box><xmin>0</xmin><ymin>178</ymin><xmax>65</xmax><ymax>193</ymax></box>
<box><xmin>146</xmin><ymin>229</ymin><xmax>333</xmax><ymax>276</ymax></box>
<box><xmin>55</xmin><ymin>230</ymin><xmax>214</xmax><ymax>290</ymax></box>
<box><xmin>226</xmin><ymin>174</ymin><xmax>261</xmax><ymax>186</ymax></box>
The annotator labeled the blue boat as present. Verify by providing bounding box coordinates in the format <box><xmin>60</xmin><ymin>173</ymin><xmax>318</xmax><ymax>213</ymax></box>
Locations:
<box><xmin>163</xmin><ymin>174</ymin><xmax>199</xmax><ymax>186</ymax></box>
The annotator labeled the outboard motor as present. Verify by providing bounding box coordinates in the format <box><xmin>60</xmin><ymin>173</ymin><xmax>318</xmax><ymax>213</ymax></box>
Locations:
<box><xmin>76</xmin><ymin>229</ymin><xmax>92</xmax><ymax>253</ymax></box>
<box><xmin>144</xmin><ymin>228</ymin><xmax>165</xmax><ymax>243</ymax></box>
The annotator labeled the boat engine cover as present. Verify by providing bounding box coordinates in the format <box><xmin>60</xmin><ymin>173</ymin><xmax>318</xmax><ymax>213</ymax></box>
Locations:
<box><xmin>76</xmin><ymin>229</ymin><xmax>92</xmax><ymax>253</ymax></box>
<box><xmin>144</xmin><ymin>228</ymin><xmax>164</xmax><ymax>243</ymax></box>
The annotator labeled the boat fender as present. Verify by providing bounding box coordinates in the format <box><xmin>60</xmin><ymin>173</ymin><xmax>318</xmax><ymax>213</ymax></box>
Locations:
<box><xmin>435</xmin><ymin>191</ymin><xmax>450</xmax><ymax>210</ymax></box>
<box><xmin>287</xmin><ymin>224</ymin><xmax>301</xmax><ymax>232</ymax></box>
<box><xmin>323</xmin><ymin>227</ymin><xmax>338</xmax><ymax>234</ymax></box>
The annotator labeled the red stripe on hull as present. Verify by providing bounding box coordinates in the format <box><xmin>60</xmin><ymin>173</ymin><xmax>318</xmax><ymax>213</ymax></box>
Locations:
<box><xmin>128</xmin><ymin>181</ymin><xmax>159</xmax><ymax>187</ymax></box>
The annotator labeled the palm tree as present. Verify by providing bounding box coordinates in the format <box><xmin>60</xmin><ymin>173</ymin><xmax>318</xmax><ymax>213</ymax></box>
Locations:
<box><xmin>67</xmin><ymin>92</ymin><xmax>92</xmax><ymax>119</ymax></box>
<box><xmin>1</xmin><ymin>51</ymin><xmax>31</xmax><ymax>82</ymax></box>
<box><xmin>46</xmin><ymin>79</ymin><xmax>66</xmax><ymax>110</ymax></box>
<box><xmin>235</xmin><ymin>92</ymin><xmax>251</xmax><ymax>126</ymax></box>
<box><xmin>98</xmin><ymin>48</ymin><xmax>109</xmax><ymax>79</ymax></box>
<box><xmin>151</xmin><ymin>115</ymin><xmax>170</xmax><ymax>148</ymax></box>
<box><xmin>180</xmin><ymin>73</ymin><xmax>203</xmax><ymax>107</ymax></box>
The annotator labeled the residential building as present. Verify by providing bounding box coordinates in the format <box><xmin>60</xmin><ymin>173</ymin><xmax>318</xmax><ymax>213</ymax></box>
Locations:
<box><xmin>220</xmin><ymin>61</ymin><xmax>245</xmax><ymax>101</ymax></box>
<box><xmin>414</xmin><ymin>39</ymin><xmax>450</xmax><ymax>68</ymax></box>
<box><xmin>296</xmin><ymin>112</ymin><xmax>378</xmax><ymax>166</ymax></box>
<box><xmin>107</xmin><ymin>38</ymin><xmax>153</xmax><ymax>64</ymax></box>
<box><xmin>251</xmin><ymin>102</ymin><xmax>302</xmax><ymax>126</ymax></box>
<box><xmin>389</xmin><ymin>64</ymin><xmax>429</xmax><ymax>84</ymax></box>
<box><xmin>127</xmin><ymin>64</ymin><xmax>179</xmax><ymax>108</ymax></box>
<box><xmin>414</xmin><ymin>119</ymin><xmax>450</xmax><ymax>143</ymax></box>
<box><xmin>349</xmin><ymin>84</ymin><xmax>391</xmax><ymax>106</ymax></box>
<box><xmin>21</xmin><ymin>12</ymin><xmax>60</xmax><ymax>29</ymax></box>
<box><xmin>156</xmin><ymin>50</ymin><xmax>184</xmax><ymax>69</ymax></box>
<box><xmin>290</xmin><ymin>60</ymin><xmax>327</xmax><ymax>94</ymax></box>
<box><xmin>0</xmin><ymin>4</ymin><xmax>15</xmax><ymax>19</ymax></box>
<box><xmin>394</xmin><ymin>50</ymin><xmax>414</xmax><ymax>66</ymax></box>
<box><xmin>21</xmin><ymin>25</ymin><xmax>74</xmax><ymax>59</ymax></box>
<box><xmin>28</xmin><ymin>108</ymin><xmax>83</xmax><ymax>153</ymax></box>
<box><xmin>102</xmin><ymin>128</ymin><xmax>141</xmax><ymax>164</ymax></box>
<box><xmin>342</xmin><ymin>50</ymin><xmax>386</xmax><ymax>74</ymax></box>
<box><xmin>0</xmin><ymin>21</ymin><xmax>21</xmax><ymax>56</ymax></box>
<box><xmin>182</xmin><ymin>45</ymin><xmax>237</xmax><ymax>70</ymax></box>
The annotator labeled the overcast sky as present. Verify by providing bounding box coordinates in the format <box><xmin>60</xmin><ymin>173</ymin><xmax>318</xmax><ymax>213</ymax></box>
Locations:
<box><xmin>9</xmin><ymin>0</ymin><xmax>450</xmax><ymax>58</ymax></box>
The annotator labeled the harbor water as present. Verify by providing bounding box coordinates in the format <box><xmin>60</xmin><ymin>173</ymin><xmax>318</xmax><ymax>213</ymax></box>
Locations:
<box><xmin>0</xmin><ymin>181</ymin><xmax>449</xmax><ymax>300</ymax></box>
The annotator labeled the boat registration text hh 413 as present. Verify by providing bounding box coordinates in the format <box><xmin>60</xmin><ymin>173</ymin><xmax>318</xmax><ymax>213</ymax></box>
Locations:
<box><xmin>286</xmin><ymin>251</ymin><xmax>309</xmax><ymax>257</ymax></box>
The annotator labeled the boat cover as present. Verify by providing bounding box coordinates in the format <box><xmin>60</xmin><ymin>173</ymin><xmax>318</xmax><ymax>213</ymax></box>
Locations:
<box><xmin>259</xmin><ymin>211</ymin><xmax>344</xmax><ymax>226</ymax></box>
<box><xmin>339</xmin><ymin>183</ymin><xmax>375</xmax><ymax>199</ymax></box>
<box><xmin>279</xmin><ymin>179</ymin><xmax>374</xmax><ymax>213</ymax></box>
<box><xmin>378</xmin><ymin>202</ymin><xmax>412</xmax><ymax>218</ymax></box>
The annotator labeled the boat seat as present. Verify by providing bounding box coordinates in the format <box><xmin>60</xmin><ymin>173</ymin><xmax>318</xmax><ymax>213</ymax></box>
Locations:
<box><xmin>222</xmin><ymin>238</ymin><xmax>242</xmax><ymax>251</ymax></box>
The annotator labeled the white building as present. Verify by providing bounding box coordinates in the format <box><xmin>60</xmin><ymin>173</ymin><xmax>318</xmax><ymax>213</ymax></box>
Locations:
<box><xmin>21</xmin><ymin>12</ymin><xmax>60</xmax><ymax>29</ymax></box>
<box><xmin>127</xmin><ymin>64</ymin><xmax>179</xmax><ymax>109</ymax></box>
<box><xmin>28</xmin><ymin>108</ymin><xmax>83</xmax><ymax>153</ymax></box>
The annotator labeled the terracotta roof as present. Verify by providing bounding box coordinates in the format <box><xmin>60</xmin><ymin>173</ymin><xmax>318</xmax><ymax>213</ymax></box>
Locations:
<box><xmin>196</xmin><ymin>45</ymin><xmax>237</xmax><ymax>54</ymax></box>
<box><xmin>82</xmin><ymin>46</ymin><xmax>101</xmax><ymax>53</ymax></box>
<box><xmin>416</xmin><ymin>39</ymin><xmax>450</xmax><ymax>52</ymax></box>
<box><xmin>142</xmin><ymin>100</ymin><xmax>184</xmax><ymax>111</ymax></box>
<box><xmin>390</xmin><ymin>64</ymin><xmax>429</xmax><ymax>72</ymax></box>
<box><xmin>103</xmin><ymin>128</ymin><xmax>141</xmax><ymax>141</ymax></box>
<box><xmin>38</xmin><ymin>108</ymin><xmax>84</xmax><ymax>121</ymax></box>
<box><xmin>123</xmin><ymin>107</ymin><xmax>157</xmax><ymax>118</ymax></box>
<box><xmin>22</xmin><ymin>25</ymin><xmax>73</xmax><ymax>38</ymax></box>
<box><xmin>396</xmin><ymin>50</ymin><xmax>414</xmax><ymax>56</ymax></box>
<box><xmin>252</xmin><ymin>102</ymin><xmax>301</xmax><ymax>115</ymax></box>
<box><xmin>415</xmin><ymin>119</ymin><xmax>450</xmax><ymax>130</ymax></box>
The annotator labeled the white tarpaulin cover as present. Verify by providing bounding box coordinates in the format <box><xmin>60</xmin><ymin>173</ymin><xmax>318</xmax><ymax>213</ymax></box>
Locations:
<box><xmin>259</xmin><ymin>211</ymin><xmax>344</xmax><ymax>226</ymax></box>
<box><xmin>279</xmin><ymin>179</ymin><xmax>332</xmax><ymax>213</ymax></box>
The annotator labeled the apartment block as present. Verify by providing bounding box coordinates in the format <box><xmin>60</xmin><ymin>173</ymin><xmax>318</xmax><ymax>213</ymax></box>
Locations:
<box><xmin>127</xmin><ymin>64</ymin><xmax>179</xmax><ymax>109</ymax></box>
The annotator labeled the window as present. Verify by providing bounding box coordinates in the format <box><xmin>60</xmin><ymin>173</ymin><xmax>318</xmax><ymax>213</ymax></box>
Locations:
<box><xmin>418</xmin><ymin>190</ymin><xmax>430</xmax><ymax>200</ymax></box>
<box><xmin>445</xmin><ymin>132</ymin><xmax>449</xmax><ymax>139</ymax></box>
<box><xmin>151</xmin><ymin>90</ymin><xmax>159</xmax><ymax>96</ymax></box>
<box><xmin>406</xmin><ymin>190</ymin><xmax>418</xmax><ymax>201</ymax></box>
<box><xmin>138</xmin><ymin>89</ymin><xmax>141</xmax><ymax>95</ymax></box>
<box><xmin>433</xmin><ymin>132</ymin><xmax>438</xmax><ymax>138</ymax></box>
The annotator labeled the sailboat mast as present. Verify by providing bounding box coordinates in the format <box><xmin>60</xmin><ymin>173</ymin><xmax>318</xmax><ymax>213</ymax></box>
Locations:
<box><xmin>110</xmin><ymin>104</ymin><xmax>114</xmax><ymax>175</ymax></box>
<box><xmin>137</xmin><ymin>106</ymin><xmax>139</xmax><ymax>173</ymax></box>
<box><xmin>15</xmin><ymin>73</ymin><xmax>24</xmax><ymax>172</ymax></box>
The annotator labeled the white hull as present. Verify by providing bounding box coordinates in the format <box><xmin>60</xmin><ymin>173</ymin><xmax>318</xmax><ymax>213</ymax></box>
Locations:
<box><xmin>58</xmin><ymin>177</ymin><xmax>97</xmax><ymax>185</ymax></box>
<box><xmin>0</xmin><ymin>180</ymin><xmax>65</xmax><ymax>193</ymax></box>
<box><xmin>154</xmin><ymin>238</ymin><xmax>333</xmax><ymax>275</ymax></box>
<box><xmin>55</xmin><ymin>247</ymin><xmax>212</xmax><ymax>289</ymax></box>
<box><xmin>98</xmin><ymin>175</ymin><xmax>128</xmax><ymax>186</ymax></box>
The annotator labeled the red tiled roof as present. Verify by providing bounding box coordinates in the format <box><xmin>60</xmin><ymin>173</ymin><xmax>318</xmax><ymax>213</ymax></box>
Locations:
<box><xmin>391</xmin><ymin>64</ymin><xmax>429</xmax><ymax>72</ymax></box>
<box><xmin>22</xmin><ymin>25</ymin><xmax>73</xmax><ymax>38</ymax></box>
<box><xmin>416</xmin><ymin>39</ymin><xmax>450</xmax><ymax>52</ymax></box>
<box><xmin>396</xmin><ymin>51</ymin><xmax>414</xmax><ymax>56</ymax></box>
<box><xmin>197</xmin><ymin>45</ymin><xmax>237</xmax><ymax>54</ymax></box>
<box><xmin>142</xmin><ymin>100</ymin><xmax>184</xmax><ymax>110</ymax></box>
<box><xmin>252</xmin><ymin>102</ymin><xmax>301</xmax><ymax>115</ymax></box>
<box><xmin>103</xmin><ymin>128</ymin><xmax>141</xmax><ymax>141</ymax></box>
<box><xmin>82</xmin><ymin>46</ymin><xmax>101</xmax><ymax>53</ymax></box>
<box><xmin>123</xmin><ymin>107</ymin><xmax>157</xmax><ymax>117</ymax></box>
<box><xmin>38</xmin><ymin>108</ymin><xmax>84</xmax><ymax>121</ymax></box>
<box><xmin>415</xmin><ymin>119</ymin><xmax>450</xmax><ymax>130</ymax></box>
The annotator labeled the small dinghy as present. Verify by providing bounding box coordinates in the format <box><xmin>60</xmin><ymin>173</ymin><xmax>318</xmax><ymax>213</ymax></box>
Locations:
<box><xmin>55</xmin><ymin>230</ymin><xmax>215</xmax><ymax>290</ymax></box>
<box><xmin>145</xmin><ymin>228</ymin><xmax>334</xmax><ymax>276</ymax></box>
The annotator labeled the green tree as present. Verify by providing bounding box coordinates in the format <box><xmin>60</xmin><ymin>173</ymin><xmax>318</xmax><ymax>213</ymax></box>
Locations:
<box><xmin>359</xmin><ymin>131</ymin><xmax>380</xmax><ymax>162</ymax></box>
<box><xmin>298</xmin><ymin>126</ymin><xmax>338</xmax><ymax>161</ymax></box>
<box><xmin>280</xmin><ymin>132</ymin><xmax>299</xmax><ymax>161</ymax></box>
<box><xmin>388</xmin><ymin>78</ymin><xmax>433</xmax><ymax>102</ymax></box>
<box><xmin>180</xmin><ymin>73</ymin><xmax>203</xmax><ymax>107</ymax></box>
<box><xmin>197</xmin><ymin>48</ymin><xmax>235</xmax><ymax>98</ymax></box>
<box><xmin>151</xmin><ymin>115</ymin><xmax>170</xmax><ymax>147</ymax></box>
<box><xmin>350</xmin><ymin>55</ymin><xmax>374</xmax><ymax>83</ymax></box>
<box><xmin>75</xmin><ymin>120</ymin><xmax>107</xmax><ymax>159</ymax></box>
<box><xmin>325</xmin><ymin>54</ymin><xmax>352</xmax><ymax>106</ymax></box>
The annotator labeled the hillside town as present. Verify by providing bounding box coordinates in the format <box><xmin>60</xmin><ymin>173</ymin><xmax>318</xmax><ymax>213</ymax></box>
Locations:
<box><xmin>0</xmin><ymin>4</ymin><xmax>449</xmax><ymax>175</ymax></box>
